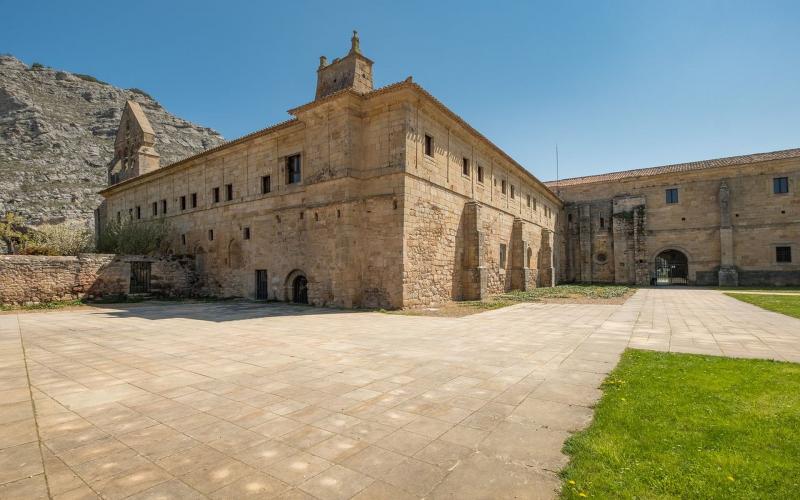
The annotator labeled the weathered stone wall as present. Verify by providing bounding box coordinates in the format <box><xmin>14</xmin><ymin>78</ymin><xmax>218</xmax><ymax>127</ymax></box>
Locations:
<box><xmin>401</xmin><ymin>99</ymin><xmax>560</xmax><ymax>306</ymax></box>
<box><xmin>556</xmin><ymin>155</ymin><xmax>800</xmax><ymax>285</ymax></box>
<box><xmin>0</xmin><ymin>254</ymin><xmax>197</xmax><ymax>306</ymax></box>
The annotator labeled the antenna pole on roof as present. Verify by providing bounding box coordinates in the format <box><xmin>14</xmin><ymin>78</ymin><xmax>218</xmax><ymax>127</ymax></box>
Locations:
<box><xmin>555</xmin><ymin>144</ymin><xmax>560</xmax><ymax>194</ymax></box>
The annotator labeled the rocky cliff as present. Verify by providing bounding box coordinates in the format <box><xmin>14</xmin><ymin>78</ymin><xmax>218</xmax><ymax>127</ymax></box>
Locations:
<box><xmin>0</xmin><ymin>55</ymin><xmax>225</xmax><ymax>225</ymax></box>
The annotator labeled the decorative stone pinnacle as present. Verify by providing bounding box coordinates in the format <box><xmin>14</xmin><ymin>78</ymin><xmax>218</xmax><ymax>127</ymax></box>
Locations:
<box><xmin>350</xmin><ymin>30</ymin><xmax>361</xmax><ymax>55</ymax></box>
<box><xmin>319</xmin><ymin>56</ymin><xmax>328</xmax><ymax>69</ymax></box>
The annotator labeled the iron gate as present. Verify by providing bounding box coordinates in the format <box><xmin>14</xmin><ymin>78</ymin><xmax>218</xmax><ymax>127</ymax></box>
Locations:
<box><xmin>255</xmin><ymin>270</ymin><xmax>268</xmax><ymax>300</ymax></box>
<box><xmin>654</xmin><ymin>250</ymin><xmax>688</xmax><ymax>285</ymax></box>
<box><xmin>129</xmin><ymin>261</ymin><xmax>151</xmax><ymax>293</ymax></box>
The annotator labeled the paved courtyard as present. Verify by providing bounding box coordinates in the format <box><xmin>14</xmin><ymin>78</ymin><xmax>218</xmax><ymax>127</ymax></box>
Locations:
<box><xmin>1</xmin><ymin>289</ymin><xmax>799</xmax><ymax>499</ymax></box>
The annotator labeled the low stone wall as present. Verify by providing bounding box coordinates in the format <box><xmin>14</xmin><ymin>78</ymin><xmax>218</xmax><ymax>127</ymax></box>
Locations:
<box><xmin>0</xmin><ymin>254</ymin><xmax>197</xmax><ymax>306</ymax></box>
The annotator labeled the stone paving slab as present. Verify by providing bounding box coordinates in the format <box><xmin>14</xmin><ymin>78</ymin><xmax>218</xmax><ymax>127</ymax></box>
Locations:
<box><xmin>0</xmin><ymin>289</ymin><xmax>798</xmax><ymax>499</ymax></box>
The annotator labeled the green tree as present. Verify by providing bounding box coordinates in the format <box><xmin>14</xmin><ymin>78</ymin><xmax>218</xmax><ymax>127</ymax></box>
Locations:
<box><xmin>0</xmin><ymin>213</ymin><xmax>30</xmax><ymax>254</ymax></box>
<box><xmin>97</xmin><ymin>218</ymin><xmax>170</xmax><ymax>255</ymax></box>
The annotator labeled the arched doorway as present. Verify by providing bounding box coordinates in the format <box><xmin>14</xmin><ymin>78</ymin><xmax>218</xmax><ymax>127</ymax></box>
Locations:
<box><xmin>292</xmin><ymin>275</ymin><xmax>308</xmax><ymax>304</ymax></box>
<box><xmin>655</xmin><ymin>249</ymin><xmax>688</xmax><ymax>285</ymax></box>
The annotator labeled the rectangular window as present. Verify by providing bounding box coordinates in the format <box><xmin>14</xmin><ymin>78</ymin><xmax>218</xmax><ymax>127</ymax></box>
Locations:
<box><xmin>160</xmin><ymin>199</ymin><xmax>167</xmax><ymax>214</ymax></box>
<box><xmin>462</xmin><ymin>157</ymin><xmax>470</xmax><ymax>177</ymax></box>
<box><xmin>213</xmin><ymin>187</ymin><xmax>220</xmax><ymax>203</ymax></box>
<box><xmin>191</xmin><ymin>193</ymin><xmax>197</xmax><ymax>208</ymax></box>
<box><xmin>151</xmin><ymin>201</ymin><xmax>157</xmax><ymax>216</ymax></box>
<box><xmin>208</xmin><ymin>229</ymin><xmax>214</xmax><ymax>241</ymax></box>
<box><xmin>128</xmin><ymin>208</ymin><xmax>133</xmax><ymax>219</ymax></box>
<box><xmin>225</xmin><ymin>184</ymin><xmax>233</xmax><ymax>201</ymax></box>
<box><xmin>501</xmin><ymin>179</ymin><xmax>507</xmax><ymax>195</ymax></box>
<box><xmin>180</xmin><ymin>196</ymin><xmax>186</xmax><ymax>211</ymax></box>
<box><xmin>510</xmin><ymin>185</ymin><xmax>515</xmax><ymax>199</ymax></box>
<box><xmin>776</xmin><ymin>246</ymin><xmax>792</xmax><ymax>263</ymax></box>
<box><xmin>600</xmin><ymin>217</ymin><xmax>605</xmax><ymax>229</ymax></box>
<box><xmin>477</xmin><ymin>165</ymin><xmax>484</xmax><ymax>183</ymax></box>
<box><xmin>774</xmin><ymin>177</ymin><xmax>789</xmax><ymax>194</ymax></box>
<box><xmin>526</xmin><ymin>195</ymin><xmax>531</xmax><ymax>207</ymax></box>
<box><xmin>181</xmin><ymin>234</ymin><xmax>186</xmax><ymax>246</ymax></box>
<box><xmin>424</xmin><ymin>134</ymin><xmax>433</xmax><ymax>157</ymax></box>
<box><xmin>243</xmin><ymin>227</ymin><xmax>251</xmax><ymax>240</ymax></box>
<box><xmin>261</xmin><ymin>175</ymin><xmax>271</xmax><ymax>194</ymax></box>
<box><xmin>116</xmin><ymin>211</ymin><xmax>121</xmax><ymax>223</ymax></box>
<box><xmin>136</xmin><ymin>206</ymin><xmax>141</xmax><ymax>219</ymax></box>
<box><xmin>286</xmin><ymin>154</ymin><xmax>302</xmax><ymax>185</ymax></box>
<box><xmin>666</xmin><ymin>188</ymin><xmax>679</xmax><ymax>204</ymax></box>
<box><xmin>499</xmin><ymin>244</ymin><xmax>507</xmax><ymax>269</ymax></box>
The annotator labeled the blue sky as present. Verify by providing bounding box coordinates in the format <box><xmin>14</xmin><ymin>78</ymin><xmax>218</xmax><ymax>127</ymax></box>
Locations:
<box><xmin>2</xmin><ymin>0</ymin><xmax>798</xmax><ymax>181</ymax></box>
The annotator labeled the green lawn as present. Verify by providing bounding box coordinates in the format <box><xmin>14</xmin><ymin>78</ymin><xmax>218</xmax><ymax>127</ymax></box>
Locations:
<box><xmin>561</xmin><ymin>350</ymin><xmax>800</xmax><ymax>499</ymax></box>
<box><xmin>724</xmin><ymin>293</ymin><xmax>800</xmax><ymax>320</ymax></box>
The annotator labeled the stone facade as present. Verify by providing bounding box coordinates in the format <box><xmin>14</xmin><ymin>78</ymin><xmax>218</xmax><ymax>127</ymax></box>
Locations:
<box><xmin>552</xmin><ymin>151</ymin><xmax>800</xmax><ymax>286</ymax></box>
<box><xmin>0</xmin><ymin>254</ymin><xmax>197</xmax><ymax>306</ymax></box>
<box><xmin>96</xmin><ymin>34</ymin><xmax>561</xmax><ymax>308</ymax></box>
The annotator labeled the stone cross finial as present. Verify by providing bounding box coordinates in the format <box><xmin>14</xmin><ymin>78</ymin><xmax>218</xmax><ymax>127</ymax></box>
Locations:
<box><xmin>350</xmin><ymin>30</ymin><xmax>361</xmax><ymax>55</ymax></box>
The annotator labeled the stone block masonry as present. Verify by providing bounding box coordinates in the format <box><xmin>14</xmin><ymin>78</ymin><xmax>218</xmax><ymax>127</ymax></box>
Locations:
<box><xmin>0</xmin><ymin>254</ymin><xmax>197</xmax><ymax>306</ymax></box>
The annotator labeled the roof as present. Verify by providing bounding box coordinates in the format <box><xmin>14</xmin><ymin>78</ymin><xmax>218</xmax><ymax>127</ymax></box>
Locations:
<box><xmin>546</xmin><ymin>148</ymin><xmax>800</xmax><ymax>188</ymax></box>
<box><xmin>102</xmin><ymin>79</ymin><xmax>561</xmax><ymax>205</ymax></box>
<box><xmin>126</xmin><ymin>100</ymin><xmax>155</xmax><ymax>135</ymax></box>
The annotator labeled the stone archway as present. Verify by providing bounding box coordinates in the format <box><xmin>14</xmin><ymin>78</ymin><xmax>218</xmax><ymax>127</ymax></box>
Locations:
<box><xmin>285</xmin><ymin>270</ymin><xmax>309</xmax><ymax>304</ymax></box>
<box><xmin>654</xmin><ymin>249</ymin><xmax>689</xmax><ymax>285</ymax></box>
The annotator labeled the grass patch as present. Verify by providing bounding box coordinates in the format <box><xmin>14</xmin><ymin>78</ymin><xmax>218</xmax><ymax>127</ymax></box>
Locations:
<box><xmin>500</xmin><ymin>284</ymin><xmax>631</xmax><ymax>301</ymax></box>
<box><xmin>561</xmin><ymin>349</ymin><xmax>800</xmax><ymax>499</ymax></box>
<box><xmin>387</xmin><ymin>285</ymin><xmax>633</xmax><ymax>317</ymax></box>
<box><xmin>0</xmin><ymin>299</ymin><xmax>83</xmax><ymax>312</ymax></box>
<box><xmin>724</xmin><ymin>293</ymin><xmax>800</xmax><ymax>319</ymax></box>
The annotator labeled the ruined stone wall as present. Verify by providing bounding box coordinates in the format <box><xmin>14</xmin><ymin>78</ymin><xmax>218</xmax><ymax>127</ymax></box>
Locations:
<box><xmin>556</xmin><ymin>156</ymin><xmax>800</xmax><ymax>285</ymax></box>
<box><xmin>0</xmin><ymin>254</ymin><xmax>196</xmax><ymax>306</ymax></box>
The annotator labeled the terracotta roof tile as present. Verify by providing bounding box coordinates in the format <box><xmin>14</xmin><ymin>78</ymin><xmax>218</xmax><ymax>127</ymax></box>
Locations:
<box><xmin>546</xmin><ymin>148</ymin><xmax>800</xmax><ymax>188</ymax></box>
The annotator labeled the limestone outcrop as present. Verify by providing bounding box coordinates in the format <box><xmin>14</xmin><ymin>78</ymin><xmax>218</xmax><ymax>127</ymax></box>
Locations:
<box><xmin>0</xmin><ymin>55</ymin><xmax>224</xmax><ymax>226</ymax></box>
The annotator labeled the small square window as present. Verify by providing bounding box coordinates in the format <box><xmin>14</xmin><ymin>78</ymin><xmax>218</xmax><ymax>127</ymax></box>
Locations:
<box><xmin>191</xmin><ymin>193</ymin><xmax>197</xmax><ymax>208</ymax></box>
<box><xmin>225</xmin><ymin>184</ymin><xmax>233</xmax><ymax>201</ymax></box>
<box><xmin>499</xmin><ymin>243</ymin><xmax>507</xmax><ymax>269</ymax></box>
<box><xmin>213</xmin><ymin>187</ymin><xmax>220</xmax><ymax>203</ymax></box>
<box><xmin>462</xmin><ymin>157</ymin><xmax>470</xmax><ymax>177</ymax></box>
<box><xmin>477</xmin><ymin>165</ymin><xmax>484</xmax><ymax>183</ymax></box>
<box><xmin>501</xmin><ymin>180</ymin><xmax>507</xmax><ymax>195</ymax></box>
<box><xmin>180</xmin><ymin>196</ymin><xmax>186</xmax><ymax>211</ymax></box>
<box><xmin>424</xmin><ymin>134</ymin><xmax>433</xmax><ymax>157</ymax></box>
<box><xmin>666</xmin><ymin>188</ymin><xmax>679</xmax><ymax>204</ymax></box>
<box><xmin>261</xmin><ymin>175</ymin><xmax>271</xmax><ymax>194</ymax></box>
<box><xmin>208</xmin><ymin>229</ymin><xmax>214</xmax><ymax>241</ymax></box>
<box><xmin>243</xmin><ymin>227</ymin><xmax>251</xmax><ymax>240</ymax></box>
<box><xmin>776</xmin><ymin>246</ymin><xmax>792</xmax><ymax>263</ymax></box>
<box><xmin>774</xmin><ymin>177</ymin><xmax>789</xmax><ymax>194</ymax></box>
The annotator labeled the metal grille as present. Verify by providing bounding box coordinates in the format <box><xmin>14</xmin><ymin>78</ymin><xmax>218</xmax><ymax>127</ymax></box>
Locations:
<box><xmin>129</xmin><ymin>261</ymin><xmax>151</xmax><ymax>294</ymax></box>
<box><xmin>255</xmin><ymin>270</ymin><xmax>268</xmax><ymax>300</ymax></box>
<box><xmin>654</xmin><ymin>250</ymin><xmax>688</xmax><ymax>285</ymax></box>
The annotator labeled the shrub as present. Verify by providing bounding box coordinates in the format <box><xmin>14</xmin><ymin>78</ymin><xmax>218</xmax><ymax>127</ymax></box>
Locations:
<box><xmin>97</xmin><ymin>218</ymin><xmax>170</xmax><ymax>255</ymax></box>
<box><xmin>30</xmin><ymin>62</ymin><xmax>44</xmax><ymax>70</ymax></box>
<box><xmin>74</xmin><ymin>73</ymin><xmax>109</xmax><ymax>85</ymax></box>
<box><xmin>128</xmin><ymin>88</ymin><xmax>153</xmax><ymax>99</ymax></box>
<box><xmin>26</xmin><ymin>221</ymin><xmax>94</xmax><ymax>256</ymax></box>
